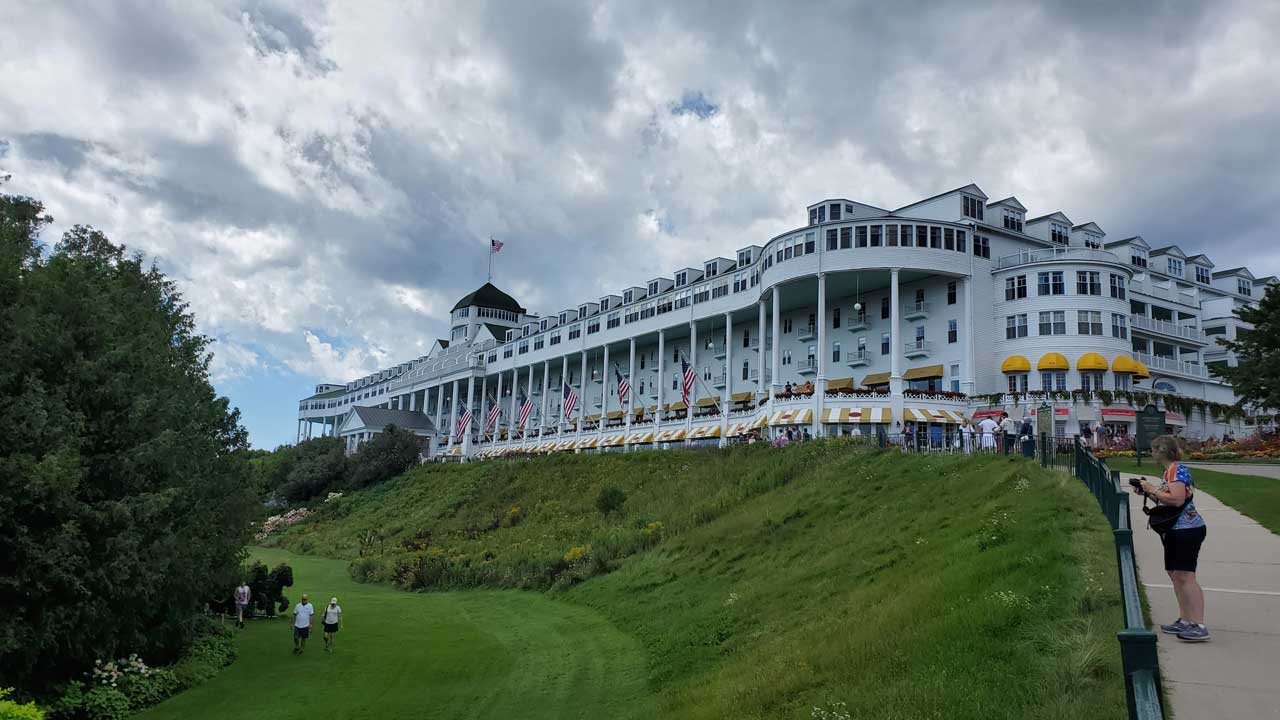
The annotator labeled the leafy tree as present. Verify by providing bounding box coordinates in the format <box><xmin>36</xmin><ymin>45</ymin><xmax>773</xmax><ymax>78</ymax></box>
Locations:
<box><xmin>347</xmin><ymin>425</ymin><xmax>421</xmax><ymax>490</ymax></box>
<box><xmin>278</xmin><ymin>437</ymin><xmax>347</xmax><ymax>502</ymax></box>
<box><xmin>0</xmin><ymin>183</ymin><xmax>257</xmax><ymax>691</ymax></box>
<box><xmin>1211</xmin><ymin>283</ymin><xmax>1280</xmax><ymax>412</ymax></box>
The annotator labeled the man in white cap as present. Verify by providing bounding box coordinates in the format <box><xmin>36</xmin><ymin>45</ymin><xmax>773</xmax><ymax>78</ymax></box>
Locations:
<box><xmin>292</xmin><ymin>593</ymin><xmax>314</xmax><ymax>655</ymax></box>
<box><xmin>322</xmin><ymin>597</ymin><xmax>342</xmax><ymax>653</ymax></box>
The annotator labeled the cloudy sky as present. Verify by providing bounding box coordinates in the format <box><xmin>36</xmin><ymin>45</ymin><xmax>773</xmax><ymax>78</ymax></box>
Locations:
<box><xmin>3</xmin><ymin>0</ymin><xmax>1278</xmax><ymax>448</ymax></box>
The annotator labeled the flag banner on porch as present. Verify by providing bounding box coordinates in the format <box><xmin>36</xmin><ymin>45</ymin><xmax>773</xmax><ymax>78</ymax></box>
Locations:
<box><xmin>681</xmin><ymin>358</ymin><xmax>695</xmax><ymax>405</ymax></box>
<box><xmin>562</xmin><ymin>383</ymin><xmax>579</xmax><ymax>419</ymax></box>
<box><xmin>517</xmin><ymin>393</ymin><xmax>533</xmax><ymax>428</ymax></box>
<box><xmin>615</xmin><ymin>365</ymin><xmax>630</xmax><ymax>404</ymax></box>
<box><xmin>486</xmin><ymin>402</ymin><xmax>500</xmax><ymax>432</ymax></box>
<box><xmin>454</xmin><ymin>409</ymin><xmax>473</xmax><ymax>440</ymax></box>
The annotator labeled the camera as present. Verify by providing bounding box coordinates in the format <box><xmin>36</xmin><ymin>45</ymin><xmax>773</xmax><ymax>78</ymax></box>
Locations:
<box><xmin>1128</xmin><ymin>478</ymin><xmax>1145</xmax><ymax>493</ymax></box>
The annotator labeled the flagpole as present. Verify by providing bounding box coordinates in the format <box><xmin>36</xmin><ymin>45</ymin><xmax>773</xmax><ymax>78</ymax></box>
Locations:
<box><xmin>487</xmin><ymin>237</ymin><xmax>493</xmax><ymax>282</ymax></box>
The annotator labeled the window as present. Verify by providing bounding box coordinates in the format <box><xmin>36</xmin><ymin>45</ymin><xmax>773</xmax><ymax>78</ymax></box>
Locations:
<box><xmin>783</xmin><ymin>240</ymin><xmax>793</xmax><ymax>260</ymax></box>
<box><xmin>880</xmin><ymin>332</ymin><xmax>890</xmax><ymax>355</ymax></box>
<box><xmin>1002</xmin><ymin>210</ymin><xmax>1023</xmax><ymax>232</ymax></box>
<box><xmin>518</xmin><ymin>340</ymin><xmax>529</xmax><ymax>354</ymax></box>
<box><xmin>737</xmin><ymin>249</ymin><xmax>753</xmax><ymax>266</ymax></box>
<box><xmin>781</xmin><ymin>349</ymin><xmax>792</xmax><ymax>366</ymax></box>
<box><xmin>1130</xmin><ymin>250</ymin><xmax>1148</xmax><ymax>268</ymax></box>
<box><xmin>1109</xmin><ymin>274</ymin><xmax>1126</xmax><ymax>299</ymax></box>
<box><xmin>887</xmin><ymin>225</ymin><xmax>898</xmax><ymax>246</ymax></box>
<box><xmin>947</xmin><ymin>281</ymin><xmax>957</xmax><ymax>305</ymax></box>
<box><xmin>948</xmin><ymin>319</ymin><xmax>957</xmax><ymax>343</ymax></box>
<box><xmin>1007</xmin><ymin>373</ymin><xmax>1029</xmax><ymax>393</ymax></box>
<box><xmin>601</xmin><ymin>298</ymin><xmax>611</xmax><ymax>311</ymax></box>
<box><xmin>880</xmin><ymin>296</ymin><xmax>890</xmax><ymax>320</ymax></box>
<box><xmin>606</xmin><ymin>312</ymin><xmax>621</xmax><ymax>329</ymax></box>
<box><xmin>832</xmin><ymin>342</ymin><xmax>841</xmax><ymax>363</ymax></box>
<box><xmin>1115</xmin><ymin>373</ymin><xmax>1131</xmax><ymax>391</ymax></box>
<box><xmin>1166</xmin><ymin>258</ymin><xmax>1184</xmax><ymax>277</ymax></box>
<box><xmin>929</xmin><ymin>227</ymin><xmax>941</xmax><ymax>249</ymax></box>
<box><xmin>693</xmin><ymin>286</ymin><xmax>710</xmax><ymax>304</ymax></box>
<box><xmin>804</xmin><ymin>232</ymin><xmax>815</xmax><ymax>254</ymax></box>
<box><xmin>1038</xmin><ymin>271</ymin><xmax>1065</xmax><ymax>295</ymax></box>
<box><xmin>845</xmin><ymin>203</ymin><xmax>854</xmax><ymax>215</ymax></box>
<box><xmin>1076</xmin><ymin>271</ymin><xmax>1101</xmax><ymax>295</ymax></box>
<box><xmin>826</xmin><ymin>228</ymin><xmax>838</xmax><ymax>250</ymax></box>
<box><xmin>1080</xmin><ymin>371</ymin><xmax>1105</xmax><ymax>393</ymax></box>
<box><xmin>840</xmin><ymin>227</ymin><xmax>852</xmax><ymax>248</ymax></box>
<box><xmin>1238</xmin><ymin>279</ymin><xmax>1252</xmax><ymax>296</ymax></box>
<box><xmin>647</xmin><ymin>281</ymin><xmax>658</xmax><ymax>295</ymax></box>
<box><xmin>1204</xmin><ymin>326</ymin><xmax>1227</xmax><ymax>336</ymax></box>
<box><xmin>973</xmin><ymin>235</ymin><xmax>990</xmax><ymax>259</ymax></box>
<box><xmin>870</xmin><ymin>225</ymin><xmax>882</xmax><ymax>247</ymax></box>
<box><xmin>673</xmin><ymin>346</ymin><xmax>680</xmax><ymax>363</ymax></box>
<box><xmin>1039</xmin><ymin>311</ymin><xmax>1066</xmax><ymax>335</ymax></box>
<box><xmin>1078</xmin><ymin>310</ymin><xmax>1104</xmax><ymax>336</ymax></box>
<box><xmin>503</xmin><ymin>346</ymin><xmax>513</xmax><ymax>359</ymax></box>
<box><xmin>549</xmin><ymin>331</ymin><xmax>561</xmax><ymax>346</ymax></box>
<box><xmin>817</xmin><ymin>205</ymin><xmax>826</xmax><ymax>223</ymax></box>
<box><xmin>809</xmin><ymin>207</ymin><xmax>818</xmax><ymax>226</ymax></box>
<box><xmin>1194</xmin><ymin>266</ymin><xmax>1211</xmax><ymax>284</ymax></box>
<box><xmin>900</xmin><ymin>224</ymin><xmax>913</xmax><ymax>247</ymax></box>
<box><xmin>733</xmin><ymin>272</ymin><xmax>748</xmax><ymax>293</ymax></box>
<box><xmin>675</xmin><ymin>271</ymin><xmax>688</xmax><ymax>287</ymax></box>
<box><xmin>962</xmin><ymin>195</ymin><xmax>984</xmax><ymax>220</ymax></box>
<box><xmin>1111</xmin><ymin>313</ymin><xmax>1128</xmax><ymax>339</ymax></box>
<box><xmin>705</xmin><ymin>261</ymin><xmax>718</xmax><ymax>277</ymax></box>
<box><xmin>587</xmin><ymin>319</ymin><xmax>600</xmax><ymax>334</ymax></box>
<box><xmin>451</xmin><ymin>325</ymin><xmax>467</xmax><ymax>341</ymax></box>
<box><xmin>742</xmin><ymin>360</ymin><xmax>750</xmax><ymax>381</ymax></box>
<box><xmin>856</xmin><ymin>226</ymin><xmax>868</xmax><ymax>247</ymax></box>
<box><xmin>832</xmin><ymin>307</ymin><xmax>841</xmax><ymax>329</ymax></box>
<box><xmin>1006</xmin><ymin>314</ymin><xmax>1028</xmax><ymax>339</ymax></box>
<box><xmin>1040</xmin><ymin>371</ymin><xmax>1067</xmax><ymax>392</ymax></box>
<box><xmin>533</xmin><ymin>336</ymin><xmax>544</xmax><ymax>350</ymax></box>
<box><xmin>712</xmin><ymin>283</ymin><xmax>728</xmax><ymax>299</ymax></box>
<box><xmin>1005</xmin><ymin>275</ymin><xmax>1027</xmax><ymax>300</ymax></box>
<box><xmin>623</xmin><ymin>290</ymin><xmax>634</xmax><ymax>304</ymax></box>
<box><xmin>944</xmin><ymin>227</ymin><xmax>955</xmax><ymax>250</ymax></box>
<box><xmin>783</xmin><ymin>317</ymin><xmax>793</xmax><ymax>334</ymax></box>
<box><xmin>568</xmin><ymin>324</ymin><xmax>581</xmax><ymax>340</ymax></box>
<box><xmin>916</xmin><ymin>225</ymin><xmax>928</xmax><ymax>248</ymax></box>
<box><xmin>829</xmin><ymin>202</ymin><xmax>841</xmax><ymax>221</ymax></box>
<box><xmin>1050</xmin><ymin>223</ymin><xmax>1069</xmax><ymax>245</ymax></box>
<box><xmin>914</xmin><ymin>289</ymin><xmax>925</xmax><ymax>305</ymax></box>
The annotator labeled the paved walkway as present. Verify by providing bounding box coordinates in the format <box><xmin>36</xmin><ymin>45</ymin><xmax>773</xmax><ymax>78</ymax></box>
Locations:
<box><xmin>1186</xmin><ymin>462</ymin><xmax>1280</xmax><ymax>480</ymax></box>
<box><xmin>1123</xmin><ymin>476</ymin><xmax>1280</xmax><ymax>719</ymax></box>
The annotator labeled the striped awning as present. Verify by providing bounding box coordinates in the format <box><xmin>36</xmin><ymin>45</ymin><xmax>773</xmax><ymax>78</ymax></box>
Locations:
<box><xmin>727</xmin><ymin>422</ymin><xmax>754</xmax><ymax>437</ymax></box>
<box><xmin>444</xmin><ymin>445</ymin><xmax>463</xmax><ymax>456</ymax></box>
<box><xmin>903</xmin><ymin>408</ymin><xmax>966</xmax><ymax>424</ymax></box>
<box><xmin>821</xmin><ymin>407</ymin><xmax>892</xmax><ymax>424</ymax></box>
<box><xmin>601</xmin><ymin>434</ymin><xmax>626</xmax><ymax>447</ymax></box>
<box><xmin>555</xmin><ymin>439</ymin><xmax>577</xmax><ymax>451</ymax></box>
<box><xmin>626</xmin><ymin>431</ymin><xmax>654</xmax><ymax>444</ymax></box>
<box><xmin>689</xmin><ymin>424</ymin><xmax>723</xmax><ymax>439</ymax></box>
<box><xmin>655</xmin><ymin>428</ymin><xmax>688</xmax><ymax>442</ymax></box>
<box><xmin>752</xmin><ymin>414</ymin><xmax>770</xmax><ymax>428</ymax></box>
<box><xmin>769</xmin><ymin>408</ymin><xmax>813</xmax><ymax>425</ymax></box>
<box><xmin>576</xmin><ymin>437</ymin><xmax>600</xmax><ymax>449</ymax></box>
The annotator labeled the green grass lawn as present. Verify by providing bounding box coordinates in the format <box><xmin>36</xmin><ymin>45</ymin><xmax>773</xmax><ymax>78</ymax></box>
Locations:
<box><xmin>156</xmin><ymin>443</ymin><xmax>1129</xmax><ymax>719</ymax></box>
<box><xmin>1105</xmin><ymin>457</ymin><xmax>1280</xmax><ymax>535</ymax></box>
<box><xmin>137</xmin><ymin>548</ymin><xmax>650</xmax><ymax>720</ymax></box>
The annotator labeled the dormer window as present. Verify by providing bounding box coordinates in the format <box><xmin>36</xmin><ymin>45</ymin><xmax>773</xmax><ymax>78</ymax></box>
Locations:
<box><xmin>809</xmin><ymin>208</ymin><xmax>818</xmax><ymax>226</ymax></box>
<box><xmin>704</xmin><ymin>261</ymin><xmax>717</xmax><ymax>277</ymax></box>
<box><xmin>539</xmin><ymin>319</ymin><xmax>548</xmax><ymax>331</ymax></box>
<box><xmin>1238</xmin><ymin>279</ymin><xmax>1252</xmax><ymax>296</ymax></box>
<box><xmin>579</xmin><ymin>304</ymin><xmax>589</xmax><ymax>317</ymax></box>
<box><xmin>737</xmin><ymin>249</ymin><xmax>753</xmax><ymax>266</ymax></box>
<box><xmin>675</xmin><ymin>271</ymin><xmax>688</xmax><ymax>287</ymax></box>
<box><xmin>1083</xmin><ymin>234</ymin><xmax>1101</xmax><ymax>249</ymax></box>
<box><xmin>648</xmin><ymin>281</ymin><xmax>659</xmax><ymax>295</ymax></box>
<box><xmin>1195</xmin><ymin>267</ymin><xmax>1211</xmax><ymax>284</ymax></box>
<box><xmin>962</xmin><ymin>196</ymin><xmax>984</xmax><ymax>220</ymax></box>
<box><xmin>817</xmin><ymin>205</ymin><xmax>826</xmax><ymax>223</ymax></box>
<box><xmin>1050</xmin><ymin>223</ymin><xmax>1069</xmax><ymax>245</ymax></box>
<box><xmin>1130</xmin><ymin>249</ymin><xmax>1148</xmax><ymax>268</ymax></box>
<box><xmin>1002</xmin><ymin>210</ymin><xmax>1023</xmax><ymax>232</ymax></box>
<box><xmin>1167</xmin><ymin>258</ymin><xmax>1184</xmax><ymax>277</ymax></box>
<box><xmin>623</xmin><ymin>290</ymin><xmax>633</xmax><ymax>303</ymax></box>
<box><xmin>829</xmin><ymin>203</ymin><xmax>842</xmax><ymax>221</ymax></box>
<box><xmin>601</xmin><ymin>298</ymin><xmax>611</xmax><ymax>311</ymax></box>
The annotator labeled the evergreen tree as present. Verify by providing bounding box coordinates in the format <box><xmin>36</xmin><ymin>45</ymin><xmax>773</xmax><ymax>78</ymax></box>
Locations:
<box><xmin>0</xmin><ymin>182</ymin><xmax>258</xmax><ymax>690</ymax></box>
<box><xmin>1211</xmin><ymin>283</ymin><xmax>1280</xmax><ymax>412</ymax></box>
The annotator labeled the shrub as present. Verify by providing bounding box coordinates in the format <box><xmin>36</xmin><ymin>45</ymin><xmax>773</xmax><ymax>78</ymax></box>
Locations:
<box><xmin>46</xmin><ymin>683</ymin><xmax>129</xmax><ymax>720</ymax></box>
<box><xmin>169</xmin><ymin>625</ymin><xmax>236</xmax><ymax>689</ymax></box>
<box><xmin>0</xmin><ymin>688</ymin><xmax>44</xmax><ymax>720</ymax></box>
<box><xmin>347</xmin><ymin>425</ymin><xmax>421</xmax><ymax>490</ymax></box>
<box><xmin>595</xmin><ymin>486</ymin><xmax>627</xmax><ymax>516</ymax></box>
<box><xmin>241</xmin><ymin>561</ymin><xmax>293</xmax><ymax>618</ymax></box>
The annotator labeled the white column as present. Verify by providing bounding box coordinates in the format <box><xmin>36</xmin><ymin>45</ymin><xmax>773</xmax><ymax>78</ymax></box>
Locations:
<box><xmin>723</xmin><ymin>312</ymin><xmax>732</xmax><ymax>445</ymax></box>
<box><xmin>815</xmin><ymin>272</ymin><xmax>827</xmax><ymax>438</ymax></box>
<box><xmin>524</xmin><ymin>365</ymin><xmax>534</xmax><ymax>445</ymax></box>
<box><xmin>408</xmin><ymin>391</ymin><xmax>416</xmax><ymax>412</ymax></box>
<box><xmin>962</xmin><ymin>275</ymin><xmax>976</xmax><ymax>396</ymax></box>
<box><xmin>462</xmin><ymin>374</ymin><xmax>475</xmax><ymax>458</ymax></box>
<box><xmin>687</xmin><ymin>320</ymin><xmax>697</xmax><ymax>438</ymax></box>
<box><xmin>757</xmin><ymin>300</ymin><xmax>766</xmax><ymax>396</ymax></box>
<box><xmin>559</xmin><ymin>355</ymin><xmax>569</xmax><ymax>440</ymax></box>
<box><xmin>508</xmin><ymin>369</ymin><xmax>519</xmax><ymax>441</ymax></box>
<box><xmin>626</xmin><ymin>337</ymin><xmax>636</xmax><ymax>447</ymax></box>
<box><xmin>770</xmin><ymin>289</ymin><xmax>782</xmax><ymax>422</ymax></box>
<box><xmin>434</xmin><ymin>385</ymin><xmax>444</xmax><ymax>435</ymax></box>
<box><xmin>540</xmin><ymin>360</ymin><xmax>550</xmax><ymax>438</ymax></box>
<box><xmin>889</xmin><ymin>268</ymin><xmax>904</xmax><ymax>428</ymax></box>
<box><xmin>578</xmin><ymin>351</ymin><xmax>587</xmax><ymax>437</ymax></box>
<box><xmin>494</xmin><ymin>371</ymin><xmax>504</xmax><ymax>443</ymax></box>
<box><xmin>600</xmin><ymin>344</ymin><xmax>609</xmax><ymax>440</ymax></box>
<box><xmin>479</xmin><ymin>375</ymin><xmax>488</xmax><ymax>445</ymax></box>
<box><xmin>657</xmin><ymin>330</ymin><xmax>665</xmax><ymax>423</ymax></box>
<box><xmin>447</xmin><ymin>380</ymin><xmax>459</xmax><ymax>450</ymax></box>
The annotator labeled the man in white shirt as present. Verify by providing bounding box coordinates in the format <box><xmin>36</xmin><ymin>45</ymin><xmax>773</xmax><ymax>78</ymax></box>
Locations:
<box><xmin>322</xmin><ymin>597</ymin><xmax>343</xmax><ymax>653</ymax></box>
<box><xmin>998</xmin><ymin>413</ymin><xmax>1017</xmax><ymax>452</ymax></box>
<box><xmin>234</xmin><ymin>582</ymin><xmax>251</xmax><ymax>629</ymax></box>
<box><xmin>978</xmin><ymin>416</ymin><xmax>1000</xmax><ymax>450</ymax></box>
<box><xmin>293</xmin><ymin>594</ymin><xmax>315</xmax><ymax>655</ymax></box>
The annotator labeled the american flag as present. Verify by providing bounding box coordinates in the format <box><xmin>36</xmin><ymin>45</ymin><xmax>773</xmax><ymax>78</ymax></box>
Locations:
<box><xmin>562</xmin><ymin>382</ymin><xmax>579</xmax><ymax>420</ymax></box>
<box><xmin>517</xmin><ymin>391</ymin><xmax>533</xmax><ymax>429</ymax></box>
<box><xmin>454</xmin><ymin>407</ymin><xmax>473</xmax><ymax>441</ymax></box>
<box><xmin>485</xmin><ymin>400</ymin><xmax>501</xmax><ymax>433</ymax></box>
<box><xmin>490</xmin><ymin>237</ymin><xmax>504</xmax><ymax>253</ymax></box>
<box><xmin>614</xmin><ymin>365</ymin><xmax>630</xmax><ymax>405</ymax></box>
<box><xmin>681</xmin><ymin>357</ymin><xmax>696</xmax><ymax>406</ymax></box>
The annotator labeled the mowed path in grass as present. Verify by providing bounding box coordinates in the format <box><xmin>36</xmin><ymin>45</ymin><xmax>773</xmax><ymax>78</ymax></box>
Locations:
<box><xmin>139</xmin><ymin>548</ymin><xmax>651</xmax><ymax>720</ymax></box>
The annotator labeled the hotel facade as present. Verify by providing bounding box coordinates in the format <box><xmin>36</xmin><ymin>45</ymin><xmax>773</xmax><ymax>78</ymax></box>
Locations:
<box><xmin>297</xmin><ymin>183</ymin><xmax>1275</xmax><ymax>458</ymax></box>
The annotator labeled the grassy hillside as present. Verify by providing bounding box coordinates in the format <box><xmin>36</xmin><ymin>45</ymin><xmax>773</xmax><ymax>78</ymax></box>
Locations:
<box><xmin>268</xmin><ymin>441</ymin><xmax>1127</xmax><ymax>719</ymax></box>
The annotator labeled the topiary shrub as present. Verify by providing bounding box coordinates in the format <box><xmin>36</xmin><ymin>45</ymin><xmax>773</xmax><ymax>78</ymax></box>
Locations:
<box><xmin>595</xmin><ymin>486</ymin><xmax>627</xmax><ymax>516</ymax></box>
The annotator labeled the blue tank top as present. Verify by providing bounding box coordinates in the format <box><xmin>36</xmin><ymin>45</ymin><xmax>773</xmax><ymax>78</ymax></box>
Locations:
<box><xmin>1163</xmin><ymin>463</ymin><xmax>1205</xmax><ymax>530</ymax></box>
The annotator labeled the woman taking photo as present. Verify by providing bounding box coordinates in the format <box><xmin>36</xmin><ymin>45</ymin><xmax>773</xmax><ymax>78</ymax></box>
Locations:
<box><xmin>1133</xmin><ymin>435</ymin><xmax>1209</xmax><ymax>642</ymax></box>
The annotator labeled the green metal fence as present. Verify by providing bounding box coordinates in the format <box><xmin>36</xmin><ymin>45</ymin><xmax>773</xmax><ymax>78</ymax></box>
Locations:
<box><xmin>1041</xmin><ymin>434</ymin><xmax>1163</xmax><ymax>720</ymax></box>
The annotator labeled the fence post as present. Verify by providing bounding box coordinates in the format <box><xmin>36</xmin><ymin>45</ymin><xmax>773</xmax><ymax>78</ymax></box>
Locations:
<box><xmin>1040</xmin><ymin>432</ymin><xmax>1048</xmax><ymax>468</ymax></box>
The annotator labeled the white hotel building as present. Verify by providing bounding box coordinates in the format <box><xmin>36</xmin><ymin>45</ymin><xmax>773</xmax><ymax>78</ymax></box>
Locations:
<box><xmin>297</xmin><ymin>183</ymin><xmax>1275</xmax><ymax>457</ymax></box>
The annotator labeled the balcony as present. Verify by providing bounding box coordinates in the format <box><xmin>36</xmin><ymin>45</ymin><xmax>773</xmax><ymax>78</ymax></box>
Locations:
<box><xmin>796</xmin><ymin>358</ymin><xmax>818</xmax><ymax>375</ymax></box>
<box><xmin>1135</xmin><ymin>352</ymin><xmax>1209</xmax><ymax>379</ymax></box>
<box><xmin>711</xmin><ymin>344</ymin><xmax>727</xmax><ymax>359</ymax></box>
<box><xmin>796</xmin><ymin>323</ymin><xmax>817</xmax><ymax>342</ymax></box>
<box><xmin>994</xmin><ymin>246</ymin><xmax>1123</xmax><ymax>270</ymax></box>
<box><xmin>846</xmin><ymin>314</ymin><xmax>870</xmax><ymax>332</ymax></box>
<box><xmin>902</xmin><ymin>302</ymin><xmax>930</xmax><ymax>321</ymax></box>
<box><xmin>712</xmin><ymin>372</ymin><xmax>727</xmax><ymax>389</ymax></box>
<box><xmin>1129</xmin><ymin>315</ymin><xmax>1206</xmax><ymax>345</ymax></box>
<box><xmin>904</xmin><ymin>340</ymin><xmax>932</xmax><ymax>359</ymax></box>
<box><xmin>845</xmin><ymin>349</ymin><xmax>874</xmax><ymax>367</ymax></box>
<box><xmin>747</xmin><ymin>368</ymin><xmax>760</xmax><ymax>382</ymax></box>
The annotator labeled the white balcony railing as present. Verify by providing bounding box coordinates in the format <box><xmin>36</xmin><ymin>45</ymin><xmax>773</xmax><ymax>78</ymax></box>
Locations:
<box><xmin>903</xmin><ymin>301</ymin><xmax>930</xmax><ymax>320</ymax></box>
<box><xmin>1135</xmin><ymin>352</ymin><xmax>1209</xmax><ymax>378</ymax></box>
<box><xmin>797</xmin><ymin>323</ymin><xmax>817</xmax><ymax>341</ymax></box>
<box><xmin>904</xmin><ymin>340</ymin><xmax>932</xmax><ymax>358</ymax></box>
<box><xmin>994</xmin><ymin>246</ymin><xmax>1123</xmax><ymax>270</ymax></box>
<box><xmin>796</xmin><ymin>358</ymin><xmax>818</xmax><ymax>375</ymax></box>
<box><xmin>846</xmin><ymin>314</ymin><xmax>870</xmax><ymax>331</ymax></box>
<box><xmin>1129</xmin><ymin>315</ymin><xmax>1206</xmax><ymax>343</ymax></box>
<box><xmin>845</xmin><ymin>349</ymin><xmax>873</xmax><ymax>367</ymax></box>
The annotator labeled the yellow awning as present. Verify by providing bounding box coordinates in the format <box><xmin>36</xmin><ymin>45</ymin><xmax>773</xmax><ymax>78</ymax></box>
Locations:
<box><xmin>632</xmin><ymin>406</ymin><xmax>645</xmax><ymax>416</ymax></box>
<box><xmin>752</xmin><ymin>414</ymin><xmax>770</xmax><ymax>428</ymax></box>
<box><xmin>826</xmin><ymin>377</ymin><xmax>854</xmax><ymax>391</ymax></box>
<box><xmin>602</xmin><ymin>434</ymin><xmax>626</xmax><ymax>447</ymax></box>
<box><xmin>769</xmin><ymin>408</ymin><xmax>813</xmax><ymax>426</ymax></box>
<box><xmin>668</xmin><ymin>401</ymin><xmax>688</xmax><ymax>411</ymax></box>
<box><xmin>821</xmin><ymin>407</ymin><xmax>892</xmax><ymax>424</ymax></box>
<box><xmin>655</xmin><ymin>428</ymin><xmax>688</xmax><ymax>442</ymax></box>
<box><xmin>576</xmin><ymin>437</ymin><xmax>600</xmax><ymax>449</ymax></box>
<box><xmin>1037</xmin><ymin>352</ymin><xmax>1069</xmax><ymax>371</ymax></box>
<box><xmin>695</xmin><ymin>396</ymin><xmax>719</xmax><ymax>408</ymax></box>
<box><xmin>727</xmin><ymin>422</ymin><xmax>754</xmax><ymax>437</ymax></box>
<box><xmin>862</xmin><ymin>371</ymin><xmax>891</xmax><ymax>386</ymax></box>
<box><xmin>1001</xmin><ymin>355</ymin><xmax>1031</xmax><ymax>373</ymax></box>
<box><xmin>626</xmin><ymin>431</ymin><xmax>654</xmax><ymax>444</ymax></box>
<box><xmin>606</xmin><ymin>410</ymin><xmax>625</xmax><ymax>419</ymax></box>
<box><xmin>689</xmin><ymin>425</ymin><xmax>723</xmax><ymax>439</ymax></box>
<box><xmin>1077</xmin><ymin>352</ymin><xmax>1108</xmax><ymax>371</ymax></box>
<box><xmin>903</xmin><ymin>408</ymin><xmax>966</xmax><ymax>424</ymax></box>
<box><xmin>1112</xmin><ymin>355</ymin><xmax>1139</xmax><ymax>374</ymax></box>
<box><xmin>583</xmin><ymin>414</ymin><xmax>600</xmax><ymax>422</ymax></box>
<box><xmin>730</xmin><ymin>391</ymin><xmax>755</xmax><ymax>402</ymax></box>
<box><xmin>1133</xmin><ymin>361</ymin><xmax>1150</xmax><ymax>379</ymax></box>
<box><xmin>903</xmin><ymin>364</ymin><xmax>945</xmax><ymax>381</ymax></box>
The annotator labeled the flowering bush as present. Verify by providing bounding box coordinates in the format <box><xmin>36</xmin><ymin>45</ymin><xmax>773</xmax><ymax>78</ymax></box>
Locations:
<box><xmin>563</xmin><ymin>544</ymin><xmax>592</xmax><ymax>564</ymax></box>
<box><xmin>1187</xmin><ymin>434</ymin><xmax>1280</xmax><ymax>460</ymax></box>
<box><xmin>254</xmin><ymin>508</ymin><xmax>313</xmax><ymax>540</ymax></box>
<box><xmin>324</xmin><ymin>492</ymin><xmax>344</xmax><ymax>503</ymax></box>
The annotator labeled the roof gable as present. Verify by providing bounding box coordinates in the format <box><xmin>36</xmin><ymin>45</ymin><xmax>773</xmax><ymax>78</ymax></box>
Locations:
<box><xmin>891</xmin><ymin>183</ymin><xmax>987</xmax><ymax>214</ymax></box>
<box><xmin>1025</xmin><ymin>210</ymin><xmax>1073</xmax><ymax>226</ymax></box>
<box><xmin>1149</xmin><ymin>245</ymin><xmax>1187</xmax><ymax>259</ymax></box>
<box><xmin>1072</xmin><ymin>221</ymin><xmax>1104</xmax><ymax>235</ymax></box>
<box><xmin>1186</xmin><ymin>254</ymin><xmax>1214</xmax><ymax>268</ymax></box>
<box><xmin>451</xmin><ymin>282</ymin><xmax>526</xmax><ymax>313</ymax></box>
<box><xmin>986</xmin><ymin>196</ymin><xmax>1027</xmax><ymax>212</ymax></box>
<box><xmin>343</xmin><ymin>406</ymin><xmax>437</xmax><ymax>434</ymax></box>
<box><xmin>1212</xmin><ymin>267</ymin><xmax>1256</xmax><ymax>281</ymax></box>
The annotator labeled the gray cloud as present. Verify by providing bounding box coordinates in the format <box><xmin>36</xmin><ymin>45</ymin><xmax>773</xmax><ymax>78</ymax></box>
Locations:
<box><xmin>2</xmin><ymin>0</ymin><xmax>1278</xmax><ymax>401</ymax></box>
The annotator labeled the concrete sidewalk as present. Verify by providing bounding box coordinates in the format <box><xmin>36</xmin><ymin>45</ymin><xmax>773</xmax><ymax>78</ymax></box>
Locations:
<box><xmin>1185</xmin><ymin>462</ymin><xmax>1280</xmax><ymax>480</ymax></box>
<box><xmin>1123</xmin><ymin>475</ymin><xmax>1280</xmax><ymax>719</ymax></box>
